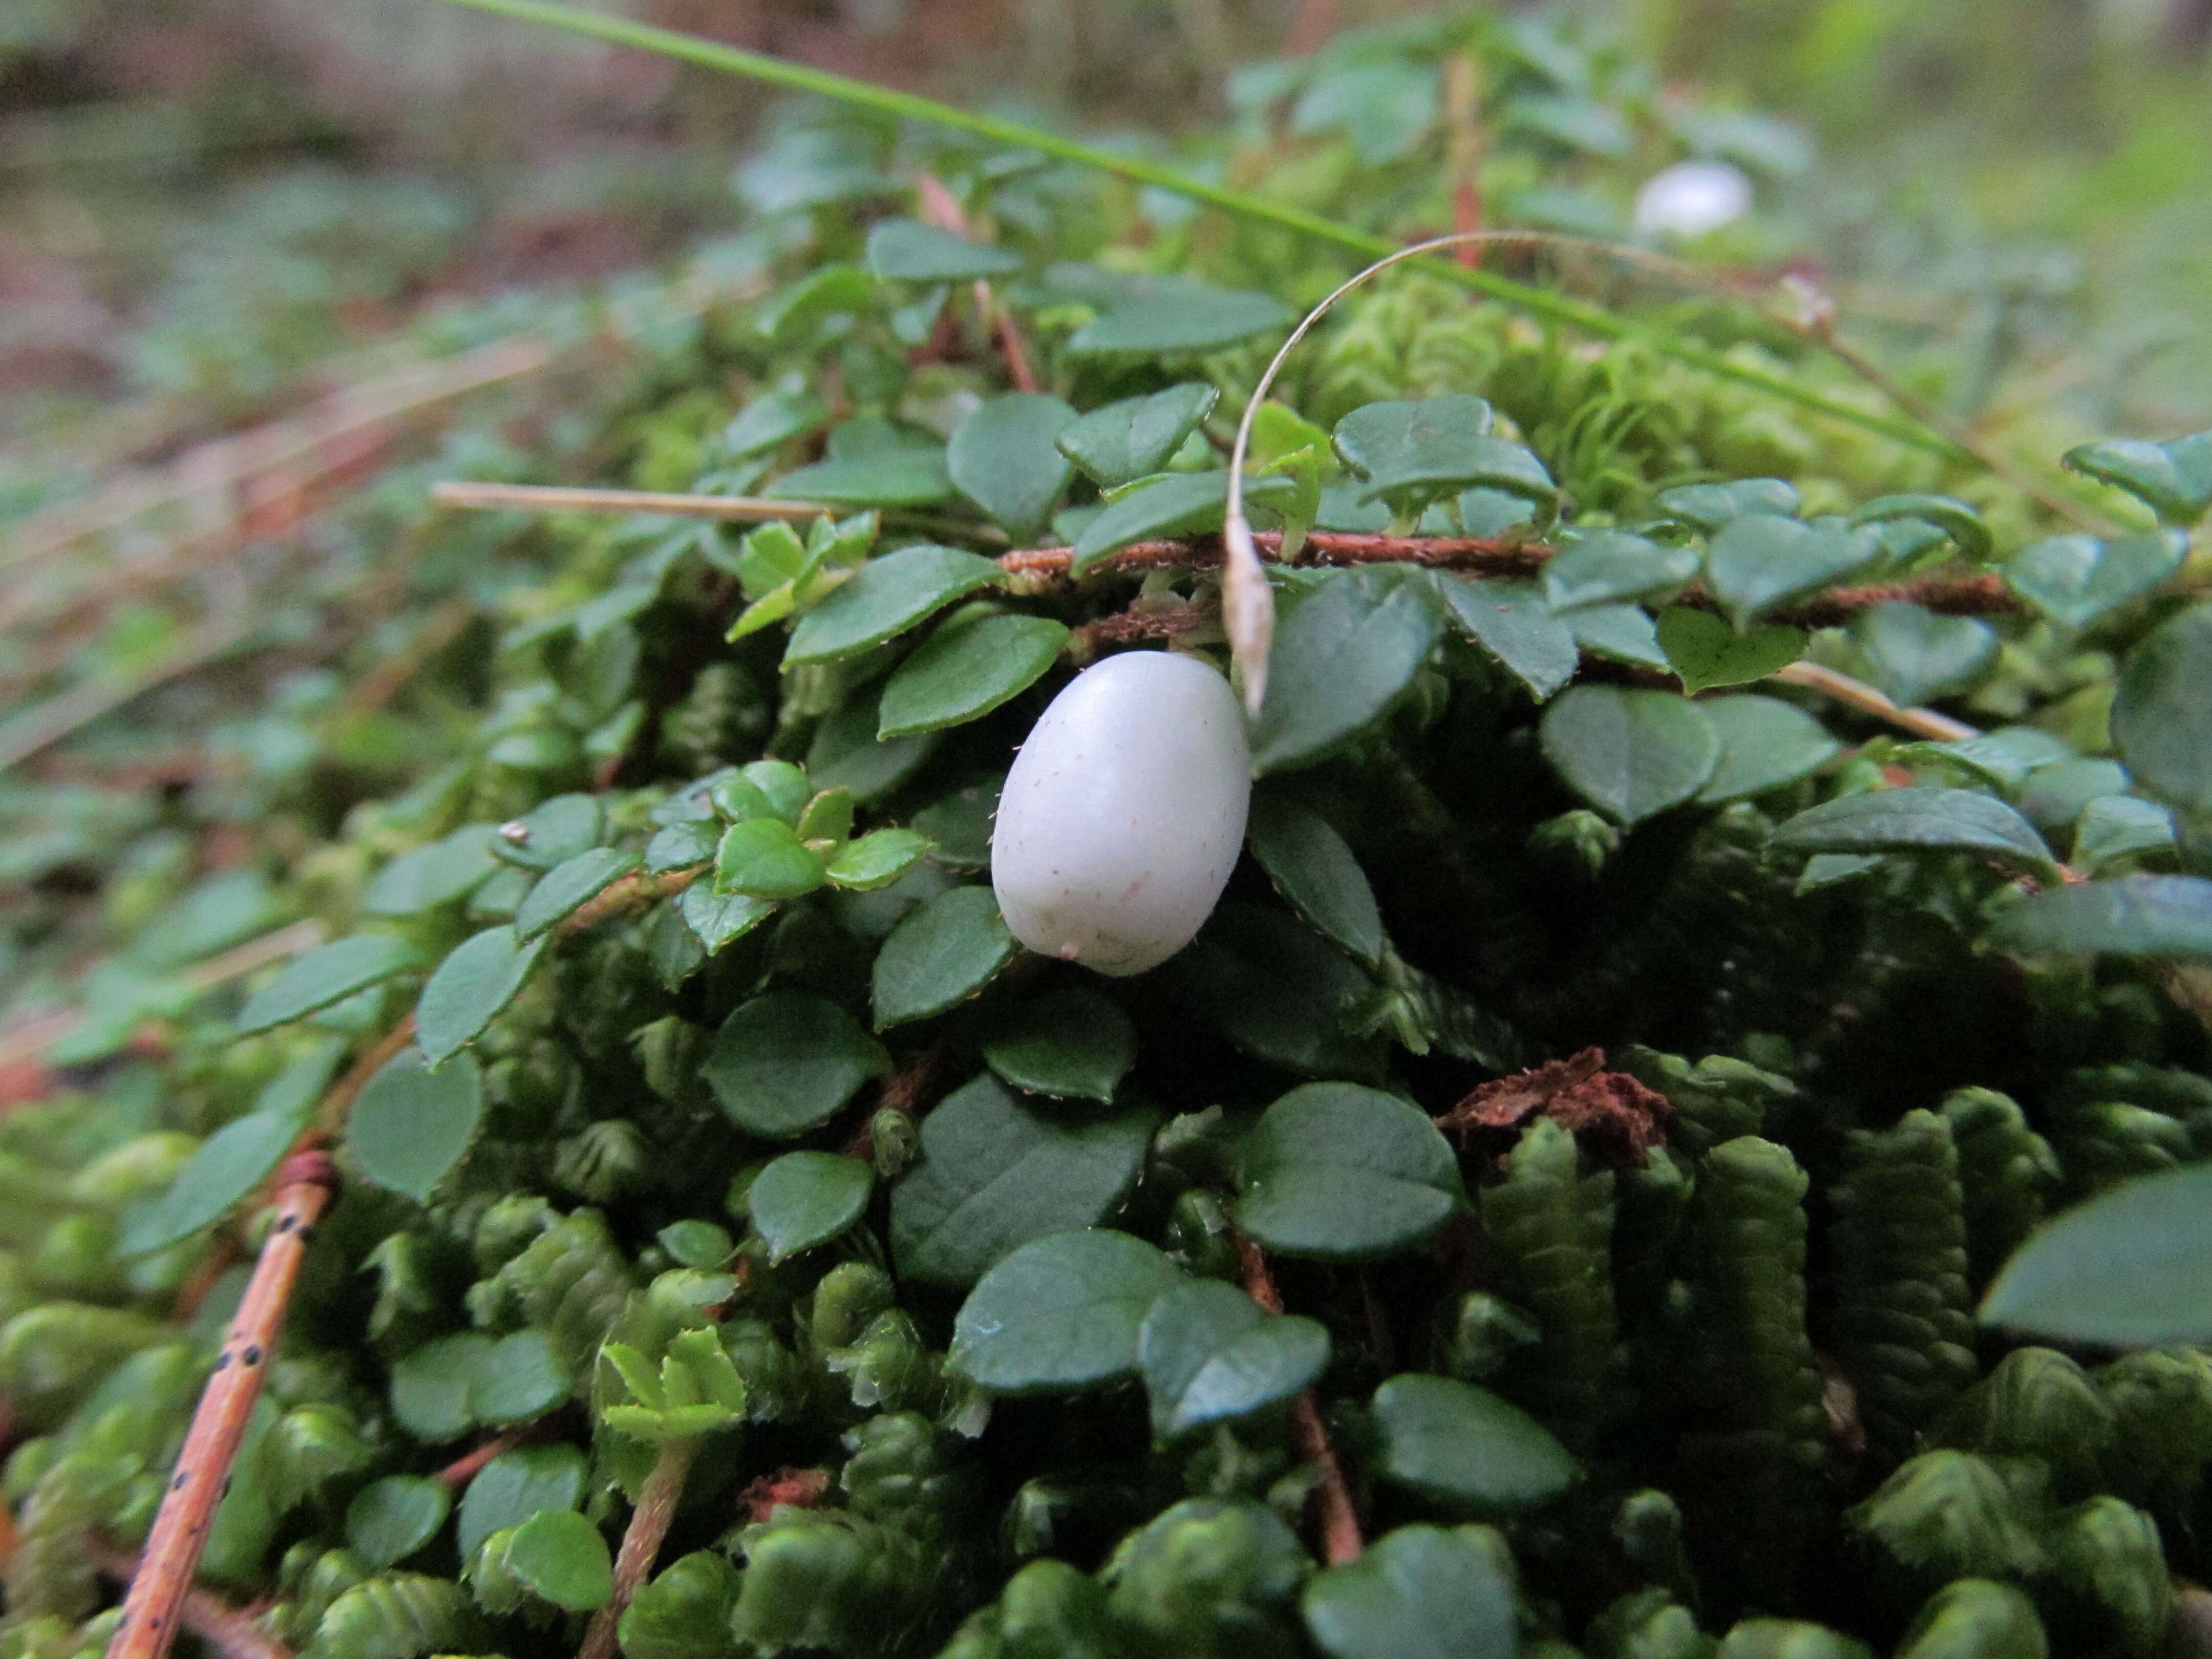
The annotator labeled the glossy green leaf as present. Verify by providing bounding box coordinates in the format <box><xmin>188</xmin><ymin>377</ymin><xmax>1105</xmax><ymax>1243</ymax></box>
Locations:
<box><xmin>657</xmin><ymin>1220</ymin><xmax>734</xmax><ymax>1270</ymax></box>
<box><xmin>871</xmin><ymin>884</ymin><xmax>1018</xmax><ymax>1028</ymax></box>
<box><xmin>947</xmin><ymin>394</ymin><xmax>1077</xmax><ymax>541</ymax></box>
<box><xmin>1063</xmin><ymin>284</ymin><xmax>1290</xmax><ymax>356</ymax></box>
<box><xmin>1164</xmin><ymin>903</ymin><xmax>1384</xmax><ymax>1079</ymax></box>
<box><xmin>346</xmin><ymin>1476</ymin><xmax>451</xmax><ymax>1574</ymax></box>
<box><xmin>1982</xmin><ymin>1163</ymin><xmax>2212</xmax><ymax>1344</ymax></box>
<box><xmin>1990</xmin><ymin>875</ymin><xmax>2212</xmax><ymax>961</ymax></box>
<box><xmin>981</xmin><ymin>987</ymin><xmax>1138</xmax><ymax>1102</ymax></box>
<box><xmin>2062</xmin><ymin>431</ymin><xmax>2212</xmax><ymax>524</ymax></box>
<box><xmin>1070</xmin><ymin>470</ymin><xmax>1294</xmax><ymax>572</ymax></box>
<box><xmin>679</xmin><ymin>885</ymin><xmax>777</xmax><ymax>954</ymax></box>
<box><xmin>770</xmin><ymin>450</ymin><xmax>952</xmax><ymax>507</ymax></box>
<box><xmin>795</xmin><ymin>788</ymin><xmax>854</xmax><ymax>845</ymax></box>
<box><xmin>947</xmin><ymin>1228</ymin><xmax>1183</xmax><ymax>1391</ymax></box>
<box><xmin>2111</xmin><ymin>602</ymin><xmax>2212</xmax><ymax>815</ymax></box>
<box><xmin>1371</xmin><ymin>1373</ymin><xmax>1578</xmax><ymax>1513</ymax></box>
<box><xmin>891</xmin><ymin>1072</ymin><xmax>1156</xmax><ymax>1287</ymax></box>
<box><xmin>514</xmin><ymin>847</ymin><xmax>639</xmax><ymax>943</ymax></box>
<box><xmin>1707</xmin><ymin>515</ymin><xmax>1881</xmax><ymax>626</ymax></box>
<box><xmin>1056</xmin><ymin>383</ymin><xmax>1218</xmax><ymax>487</ymax></box>
<box><xmin>1774</xmin><ymin>788</ymin><xmax>2055</xmax><ymax>874</ymax></box>
<box><xmin>645</xmin><ymin>820</ymin><xmax>717</xmax><ymax>875</ymax></box>
<box><xmin>1246</xmin><ymin>794</ymin><xmax>1384</xmax><ymax>969</ymax></box>
<box><xmin>1656</xmin><ymin>477</ymin><xmax>1800</xmax><ymax>531</ymax></box>
<box><xmin>1539</xmin><ymin>686</ymin><xmax>1720</xmax><ymax>825</ymax></box>
<box><xmin>347</xmin><ymin>1047</ymin><xmax>483</xmax><ymax>1202</ymax></box>
<box><xmin>1566</xmin><ymin>603</ymin><xmax>1670</xmax><ymax>669</ymax></box>
<box><xmin>1697</xmin><ymin>695</ymin><xmax>1839</xmax><ymax>803</ymax></box>
<box><xmin>237</xmin><ymin>935</ymin><xmax>419</xmax><ymax>1035</ymax></box>
<box><xmin>458</xmin><ymin>1443</ymin><xmax>589</xmax><ymax>1559</ymax></box>
<box><xmin>1252</xmin><ymin>566</ymin><xmax>1443</xmax><ymax>773</ymax></box>
<box><xmin>1137</xmin><ymin>1279</ymin><xmax>1329</xmax><ymax>1437</ymax></box>
<box><xmin>2071</xmin><ymin>796</ymin><xmax>2176</xmax><ymax>870</ymax></box>
<box><xmin>1655</xmin><ymin>606</ymin><xmax>1805</xmax><ymax>693</ymax></box>
<box><xmin>756</xmin><ymin>264</ymin><xmax>876</xmax><ymax>343</ymax></box>
<box><xmin>864</xmin><ymin>217</ymin><xmax>1023</xmax><ymax>281</ymax></box>
<box><xmin>824</xmin><ymin>828</ymin><xmax>933</xmax><ymax>890</ymax></box>
<box><xmin>806</xmin><ymin>684</ymin><xmax>941</xmax><ymax>803</ymax></box>
<box><xmin>704</xmin><ymin>992</ymin><xmax>884</xmax><ymax>1137</ymax></box>
<box><xmin>1302</xmin><ymin>1524</ymin><xmax>1518</xmax><ymax>1659</ymax></box>
<box><xmin>505</xmin><ymin>1509</ymin><xmax>613</xmax><ymax>1611</ymax></box>
<box><xmin>1544</xmin><ymin>531</ymin><xmax>1698</xmax><ymax>611</ymax></box>
<box><xmin>911</xmin><ymin>775</ymin><xmax>1001</xmax><ymax>869</ymax></box>
<box><xmin>416</xmin><ymin>927</ymin><xmax>546</xmax><ymax>1067</ymax></box>
<box><xmin>1852</xmin><ymin>603</ymin><xmax>1997</xmax><ymax>707</ymax></box>
<box><xmin>364</xmin><ymin>826</ymin><xmax>500</xmax><ymax>917</ymax></box>
<box><xmin>390</xmin><ymin>1329</ymin><xmax>567</xmax><ymax>1441</ymax></box>
<box><xmin>619</xmin><ymin>1552</ymin><xmax>741</xmax><ymax>1659</ymax></box>
<box><xmin>489</xmin><ymin>794</ymin><xmax>604</xmax><ymax>871</ymax></box>
<box><xmin>715</xmin><ymin>818</ymin><xmax>827</xmax><ymax>900</ymax></box>
<box><xmin>784</xmin><ymin>544</ymin><xmax>1006</xmax><ymax>665</ymax></box>
<box><xmin>1332</xmin><ymin>397</ymin><xmax>1492</xmax><ymax>502</ymax></box>
<box><xmin>878</xmin><ymin>612</ymin><xmax>1068</xmax><ymax>738</ymax></box>
<box><xmin>749</xmin><ymin>1151</ymin><xmax>875</xmax><ymax>1264</ymax></box>
<box><xmin>723</xmin><ymin>390</ymin><xmax>830</xmax><ymax>458</ymax></box>
<box><xmin>1849</xmin><ymin>494</ymin><xmax>1993</xmax><ymax>562</ymax></box>
<box><xmin>1432</xmin><ymin>575</ymin><xmax>1578</xmax><ymax>701</ymax></box>
<box><xmin>2007</xmin><ymin>530</ymin><xmax>2185</xmax><ymax>628</ymax></box>
<box><xmin>1236</xmin><ymin>1082</ymin><xmax>1463</xmax><ymax>1262</ymax></box>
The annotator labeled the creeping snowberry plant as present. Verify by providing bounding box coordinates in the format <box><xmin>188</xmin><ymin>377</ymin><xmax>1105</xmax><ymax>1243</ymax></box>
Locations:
<box><xmin>4</xmin><ymin>9</ymin><xmax>2212</xmax><ymax>1659</ymax></box>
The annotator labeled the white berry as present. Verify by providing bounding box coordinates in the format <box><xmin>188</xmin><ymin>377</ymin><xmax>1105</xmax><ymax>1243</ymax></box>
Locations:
<box><xmin>992</xmin><ymin>651</ymin><xmax>1251</xmax><ymax>976</ymax></box>
<box><xmin>1633</xmin><ymin>160</ymin><xmax>1753</xmax><ymax>239</ymax></box>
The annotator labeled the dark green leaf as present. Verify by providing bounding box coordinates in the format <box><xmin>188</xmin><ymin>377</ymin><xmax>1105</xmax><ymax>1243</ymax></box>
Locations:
<box><xmin>458</xmin><ymin>1443</ymin><xmax>588</xmax><ymax>1559</ymax></box>
<box><xmin>1849</xmin><ymin>494</ymin><xmax>1993</xmax><ymax>562</ymax></box>
<box><xmin>1291</xmin><ymin>59</ymin><xmax>1439</xmax><ymax>162</ymax></box>
<box><xmin>1697</xmin><ymin>695</ymin><xmax>1839</xmax><ymax>803</ymax></box>
<box><xmin>756</xmin><ymin>264</ymin><xmax>876</xmax><ymax>344</ymax></box>
<box><xmin>1432</xmin><ymin>576</ymin><xmax>1577</xmax><ymax>701</ymax></box>
<box><xmin>770</xmin><ymin>450</ymin><xmax>953</xmax><ymax>507</ymax></box>
<box><xmin>2062</xmin><ymin>431</ymin><xmax>2212</xmax><ymax>524</ymax></box>
<box><xmin>505</xmin><ymin>1509</ymin><xmax>613</xmax><ymax>1612</ymax></box>
<box><xmin>237</xmin><ymin>935</ymin><xmax>419</xmax><ymax>1035</ymax></box>
<box><xmin>2071</xmin><ymin>796</ymin><xmax>2176</xmax><ymax>871</ymax></box>
<box><xmin>1566</xmin><ymin>603</ymin><xmax>1670</xmax><ymax>670</ymax></box>
<box><xmin>1071</xmin><ymin>471</ymin><xmax>1294</xmax><ymax>573</ymax></box>
<box><xmin>878</xmin><ymin>612</ymin><xmax>1068</xmax><ymax>738</ymax></box>
<box><xmin>490</xmin><ymin>794</ymin><xmax>604</xmax><ymax>871</ymax></box>
<box><xmin>679</xmin><ymin>885</ymin><xmax>777</xmax><ymax>954</ymax></box>
<box><xmin>130</xmin><ymin>869</ymin><xmax>282</xmax><ymax>970</ymax></box>
<box><xmin>982</xmin><ymin>987</ymin><xmax>1138</xmax><ymax>1102</ymax></box>
<box><xmin>1246</xmin><ymin>794</ymin><xmax>1384</xmax><ymax>969</ymax></box>
<box><xmin>364</xmin><ymin>826</ymin><xmax>499</xmax><ymax>917</ymax></box>
<box><xmin>947</xmin><ymin>1229</ymin><xmax>1183</xmax><ymax>1391</ymax></box>
<box><xmin>948</xmin><ymin>395</ymin><xmax>1078</xmax><ymax>541</ymax></box>
<box><xmin>2111</xmin><ymin>602</ymin><xmax>2212</xmax><ymax>815</ymax></box>
<box><xmin>1543</xmin><ymin>531</ymin><xmax>1698</xmax><ymax>611</ymax></box>
<box><xmin>1539</xmin><ymin>686</ymin><xmax>1720</xmax><ymax>825</ymax></box>
<box><xmin>784</xmin><ymin>545</ymin><xmax>1006</xmax><ymax>665</ymax></box>
<box><xmin>1332</xmin><ymin>397</ymin><xmax>1492</xmax><ymax>502</ymax></box>
<box><xmin>1371</xmin><ymin>1374</ymin><xmax>1578</xmax><ymax>1513</ymax></box>
<box><xmin>806</xmin><ymin>684</ymin><xmax>941</xmax><ymax>804</ymax></box>
<box><xmin>795</xmin><ymin>788</ymin><xmax>854</xmax><ymax>845</ymax></box>
<box><xmin>1302</xmin><ymin>1525</ymin><xmax>1518</xmax><ymax>1659</ymax></box>
<box><xmin>1655</xmin><ymin>477</ymin><xmax>1800</xmax><ymax>531</ymax></box>
<box><xmin>891</xmin><ymin>1072</ymin><xmax>1157</xmax><ymax>1287</ymax></box>
<box><xmin>1851</xmin><ymin>603</ymin><xmax>1997</xmax><ymax>707</ymax></box>
<box><xmin>1990</xmin><ymin>876</ymin><xmax>2212</xmax><ymax>962</ymax></box>
<box><xmin>470</xmin><ymin>1330</ymin><xmax>571</xmax><ymax>1425</ymax></box>
<box><xmin>1056</xmin><ymin>384</ymin><xmax>1218</xmax><ymax>487</ymax></box>
<box><xmin>864</xmin><ymin>218</ymin><xmax>1023</xmax><ymax>281</ymax></box>
<box><xmin>1707</xmin><ymin>516</ymin><xmax>1881</xmax><ymax>626</ymax></box>
<box><xmin>723</xmin><ymin>390</ymin><xmax>830</xmax><ymax>459</ymax></box>
<box><xmin>1164</xmin><ymin>903</ymin><xmax>1384</xmax><ymax>1079</ymax></box>
<box><xmin>1236</xmin><ymin>1082</ymin><xmax>1463</xmax><ymax>1262</ymax></box>
<box><xmin>715</xmin><ymin>818</ymin><xmax>827</xmax><ymax>900</ymax></box>
<box><xmin>514</xmin><ymin>847</ymin><xmax>639</xmax><ymax>943</ymax></box>
<box><xmin>1774</xmin><ymin>787</ymin><xmax>2055</xmax><ymax>875</ymax></box>
<box><xmin>1655</xmin><ymin>606</ymin><xmax>1805</xmax><ymax>693</ymax></box>
<box><xmin>704</xmin><ymin>992</ymin><xmax>884</xmax><ymax>1137</ymax></box>
<box><xmin>872</xmin><ymin>885</ymin><xmax>1018</xmax><ymax>1028</ymax></box>
<box><xmin>824</xmin><ymin>829</ymin><xmax>933</xmax><ymax>890</ymax></box>
<box><xmin>619</xmin><ymin>1552</ymin><xmax>741</xmax><ymax>1659</ymax></box>
<box><xmin>657</xmin><ymin>1220</ymin><xmax>734</xmax><ymax>1270</ymax></box>
<box><xmin>1064</xmin><ymin>286</ymin><xmax>1290</xmax><ymax>356</ymax></box>
<box><xmin>1252</xmin><ymin>567</ymin><xmax>1443</xmax><ymax>773</ymax></box>
<box><xmin>1506</xmin><ymin>91</ymin><xmax>1632</xmax><ymax>155</ymax></box>
<box><xmin>393</xmin><ymin>1330</ymin><xmax>563</xmax><ymax>1440</ymax></box>
<box><xmin>1137</xmin><ymin>1279</ymin><xmax>1329</xmax><ymax>1437</ymax></box>
<box><xmin>347</xmin><ymin>1047</ymin><xmax>483</xmax><ymax>1203</ymax></box>
<box><xmin>346</xmin><ymin>1477</ymin><xmax>450</xmax><ymax>1574</ymax></box>
<box><xmin>749</xmin><ymin>1151</ymin><xmax>875</xmax><ymax>1264</ymax></box>
<box><xmin>2007</xmin><ymin>531</ymin><xmax>2186</xmax><ymax>628</ymax></box>
<box><xmin>911</xmin><ymin>775</ymin><xmax>1001</xmax><ymax>869</ymax></box>
<box><xmin>416</xmin><ymin>927</ymin><xmax>547</xmax><ymax>1067</ymax></box>
<box><xmin>1981</xmin><ymin>1163</ymin><xmax>2212</xmax><ymax>1344</ymax></box>
<box><xmin>646</xmin><ymin>820</ymin><xmax>717</xmax><ymax>875</ymax></box>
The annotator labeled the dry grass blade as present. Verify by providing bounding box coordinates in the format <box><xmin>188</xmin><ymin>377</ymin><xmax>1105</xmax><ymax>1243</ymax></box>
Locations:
<box><xmin>432</xmin><ymin>482</ymin><xmax>834</xmax><ymax>522</ymax></box>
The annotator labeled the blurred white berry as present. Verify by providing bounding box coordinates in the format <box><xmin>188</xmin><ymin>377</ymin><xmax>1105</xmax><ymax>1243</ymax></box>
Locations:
<box><xmin>1633</xmin><ymin>161</ymin><xmax>1754</xmax><ymax>239</ymax></box>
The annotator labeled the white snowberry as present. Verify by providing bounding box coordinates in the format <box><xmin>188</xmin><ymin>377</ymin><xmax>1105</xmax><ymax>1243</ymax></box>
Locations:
<box><xmin>991</xmin><ymin>651</ymin><xmax>1251</xmax><ymax>976</ymax></box>
<box><xmin>1633</xmin><ymin>160</ymin><xmax>1753</xmax><ymax>239</ymax></box>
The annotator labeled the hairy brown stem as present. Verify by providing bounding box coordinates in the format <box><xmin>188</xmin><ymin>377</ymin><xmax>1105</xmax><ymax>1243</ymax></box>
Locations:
<box><xmin>577</xmin><ymin>1436</ymin><xmax>699</xmax><ymax>1659</ymax></box>
<box><xmin>94</xmin><ymin>1542</ymin><xmax>293</xmax><ymax>1659</ymax></box>
<box><xmin>1233</xmin><ymin>1231</ymin><xmax>1362</xmax><ymax>1566</ymax></box>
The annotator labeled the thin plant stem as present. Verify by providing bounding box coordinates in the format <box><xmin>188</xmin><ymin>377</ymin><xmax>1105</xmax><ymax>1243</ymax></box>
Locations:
<box><xmin>1233</xmin><ymin>1231</ymin><xmax>1362</xmax><ymax>1565</ymax></box>
<box><xmin>1771</xmin><ymin>661</ymin><xmax>1979</xmax><ymax>743</ymax></box>
<box><xmin>577</xmin><ymin>1437</ymin><xmax>699</xmax><ymax>1659</ymax></box>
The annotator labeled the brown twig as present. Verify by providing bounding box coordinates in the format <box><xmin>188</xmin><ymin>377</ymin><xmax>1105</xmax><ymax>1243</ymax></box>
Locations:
<box><xmin>561</xmin><ymin>866</ymin><xmax>704</xmax><ymax>934</ymax></box>
<box><xmin>111</xmin><ymin>1017</ymin><xmax>412</xmax><ymax>1659</ymax></box>
<box><xmin>93</xmin><ymin>1541</ymin><xmax>292</xmax><ymax>1659</ymax></box>
<box><xmin>1233</xmin><ymin>1230</ymin><xmax>1362</xmax><ymax>1566</ymax></box>
<box><xmin>999</xmin><ymin>528</ymin><xmax>1551</xmax><ymax>580</ymax></box>
<box><xmin>914</xmin><ymin>176</ymin><xmax>1038</xmax><ymax>394</ymax></box>
<box><xmin>1771</xmin><ymin>661</ymin><xmax>1979</xmax><ymax>742</ymax></box>
<box><xmin>577</xmin><ymin>1436</ymin><xmax>699</xmax><ymax>1659</ymax></box>
<box><xmin>1723</xmin><ymin>573</ymin><xmax>2021</xmax><ymax>631</ymax></box>
<box><xmin>435</xmin><ymin>1431</ymin><xmax>525</xmax><ymax>1493</ymax></box>
<box><xmin>431</xmin><ymin>482</ymin><xmax>832</xmax><ymax>523</ymax></box>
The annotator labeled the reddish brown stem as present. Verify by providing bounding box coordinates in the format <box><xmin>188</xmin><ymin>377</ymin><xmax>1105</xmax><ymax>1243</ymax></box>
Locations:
<box><xmin>94</xmin><ymin>1542</ymin><xmax>292</xmax><ymax>1659</ymax></box>
<box><xmin>435</xmin><ymin>1431</ymin><xmax>524</xmax><ymax>1492</ymax></box>
<box><xmin>577</xmin><ymin>1436</ymin><xmax>699</xmax><ymax>1659</ymax></box>
<box><xmin>1232</xmin><ymin>1231</ymin><xmax>1362</xmax><ymax>1566</ymax></box>
<box><xmin>999</xmin><ymin>529</ymin><xmax>1551</xmax><ymax>580</ymax></box>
